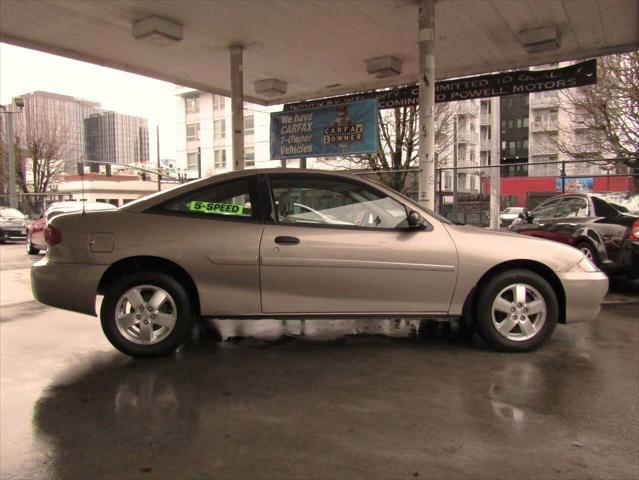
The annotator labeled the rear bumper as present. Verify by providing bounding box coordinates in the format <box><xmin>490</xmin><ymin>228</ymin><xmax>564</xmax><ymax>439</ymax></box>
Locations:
<box><xmin>558</xmin><ymin>271</ymin><xmax>609</xmax><ymax>323</ymax></box>
<box><xmin>0</xmin><ymin>227</ymin><xmax>26</xmax><ymax>240</ymax></box>
<box><xmin>602</xmin><ymin>240</ymin><xmax>639</xmax><ymax>278</ymax></box>
<box><xmin>31</xmin><ymin>258</ymin><xmax>107</xmax><ymax>316</ymax></box>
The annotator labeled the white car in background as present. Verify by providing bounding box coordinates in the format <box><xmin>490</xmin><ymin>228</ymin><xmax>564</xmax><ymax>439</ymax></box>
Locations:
<box><xmin>499</xmin><ymin>207</ymin><xmax>526</xmax><ymax>227</ymax></box>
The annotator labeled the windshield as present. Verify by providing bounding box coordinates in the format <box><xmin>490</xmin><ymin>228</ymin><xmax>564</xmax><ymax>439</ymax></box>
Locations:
<box><xmin>503</xmin><ymin>207</ymin><xmax>523</xmax><ymax>214</ymax></box>
<box><xmin>0</xmin><ymin>208</ymin><xmax>25</xmax><ymax>219</ymax></box>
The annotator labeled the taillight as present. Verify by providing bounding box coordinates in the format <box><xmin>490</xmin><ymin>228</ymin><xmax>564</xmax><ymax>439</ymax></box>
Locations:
<box><xmin>44</xmin><ymin>226</ymin><xmax>63</xmax><ymax>246</ymax></box>
<box><xmin>629</xmin><ymin>220</ymin><xmax>639</xmax><ymax>241</ymax></box>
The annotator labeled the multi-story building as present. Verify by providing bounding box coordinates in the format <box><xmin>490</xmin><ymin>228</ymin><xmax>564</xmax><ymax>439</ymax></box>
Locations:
<box><xmin>2</xmin><ymin>91</ymin><xmax>102</xmax><ymax>174</ymax></box>
<box><xmin>175</xmin><ymin>87</ymin><xmax>327</xmax><ymax>178</ymax></box>
<box><xmin>84</xmin><ymin>112</ymin><xmax>149</xmax><ymax>169</ymax></box>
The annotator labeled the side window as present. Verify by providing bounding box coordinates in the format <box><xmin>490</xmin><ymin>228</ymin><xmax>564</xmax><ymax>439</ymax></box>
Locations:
<box><xmin>269</xmin><ymin>175</ymin><xmax>408</xmax><ymax>229</ymax></box>
<box><xmin>554</xmin><ymin>198</ymin><xmax>588</xmax><ymax>218</ymax></box>
<box><xmin>159</xmin><ymin>178</ymin><xmax>258</xmax><ymax>220</ymax></box>
<box><xmin>532</xmin><ymin>199</ymin><xmax>558</xmax><ymax>219</ymax></box>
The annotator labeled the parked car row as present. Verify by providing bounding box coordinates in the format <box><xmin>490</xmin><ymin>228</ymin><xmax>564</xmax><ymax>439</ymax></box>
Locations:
<box><xmin>508</xmin><ymin>193</ymin><xmax>638</xmax><ymax>280</ymax></box>
<box><xmin>31</xmin><ymin>169</ymin><xmax>608</xmax><ymax>358</ymax></box>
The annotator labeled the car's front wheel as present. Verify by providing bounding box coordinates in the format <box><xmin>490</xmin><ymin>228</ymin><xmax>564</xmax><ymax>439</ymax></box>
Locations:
<box><xmin>476</xmin><ymin>269</ymin><xmax>558</xmax><ymax>352</ymax></box>
<box><xmin>100</xmin><ymin>272</ymin><xmax>194</xmax><ymax>358</ymax></box>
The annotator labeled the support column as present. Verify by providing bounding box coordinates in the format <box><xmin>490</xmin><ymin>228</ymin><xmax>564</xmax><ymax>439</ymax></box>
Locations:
<box><xmin>7</xmin><ymin>112</ymin><xmax>17</xmax><ymax>208</ymax></box>
<box><xmin>230</xmin><ymin>45</ymin><xmax>244</xmax><ymax>171</ymax></box>
<box><xmin>489</xmin><ymin>100</ymin><xmax>500</xmax><ymax>229</ymax></box>
<box><xmin>418</xmin><ymin>0</ymin><xmax>436</xmax><ymax>210</ymax></box>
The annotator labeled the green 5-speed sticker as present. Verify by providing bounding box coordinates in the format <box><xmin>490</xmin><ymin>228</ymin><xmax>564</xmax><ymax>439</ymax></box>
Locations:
<box><xmin>188</xmin><ymin>201</ymin><xmax>247</xmax><ymax>216</ymax></box>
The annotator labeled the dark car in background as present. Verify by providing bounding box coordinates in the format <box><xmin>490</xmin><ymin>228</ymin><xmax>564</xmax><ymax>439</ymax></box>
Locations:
<box><xmin>509</xmin><ymin>193</ymin><xmax>639</xmax><ymax>279</ymax></box>
<box><xmin>0</xmin><ymin>207</ymin><xmax>29</xmax><ymax>243</ymax></box>
<box><xmin>27</xmin><ymin>201</ymin><xmax>117</xmax><ymax>254</ymax></box>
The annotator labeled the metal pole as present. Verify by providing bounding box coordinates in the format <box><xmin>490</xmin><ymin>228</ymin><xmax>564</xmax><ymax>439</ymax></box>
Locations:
<box><xmin>417</xmin><ymin>0</ymin><xmax>435</xmax><ymax>210</ymax></box>
<box><xmin>156</xmin><ymin>125</ymin><xmax>161</xmax><ymax>192</ymax></box>
<box><xmin>7</xmin><ymin>112</ymin><xmax>18</xmax><ymax>209</ymax></box>
<box><xmin>230</xmin><ymin>45</ymin><xmax>244</xmax><ymax>171</ymax></box>
<box><xmin>452</xmin><ymin>115</ymin><xmax>458</xmax><ymax>220</ymax></box>
<box><xmin>489</xmin><ymin>99</ymin><xmax>500</xmax><ymax>230</ymax></box>
<box><xmin>561</xmin><ymin>161</ymin><xmax>566</xmax><ymax>193</ymax></box>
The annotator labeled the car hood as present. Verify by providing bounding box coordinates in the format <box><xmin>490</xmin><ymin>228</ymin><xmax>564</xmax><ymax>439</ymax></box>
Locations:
<box><xmin>443</xmin><ymin>223</ymin><xmax>585</xmax><ymax>273</ymax></box>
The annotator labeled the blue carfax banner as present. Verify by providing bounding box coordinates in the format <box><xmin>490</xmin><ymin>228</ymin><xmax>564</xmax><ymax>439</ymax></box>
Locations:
<box><xmin>270</xmin><ymin>99</ymin><xmax>378</xmax><ymax>159</ymax></box>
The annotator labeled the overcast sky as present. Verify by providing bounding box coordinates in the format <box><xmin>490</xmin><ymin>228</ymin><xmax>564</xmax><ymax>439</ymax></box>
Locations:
<box><xmin>0</xmin><ymin>43</ymin><xmax>179</xmax><ymax>160</ymax></box>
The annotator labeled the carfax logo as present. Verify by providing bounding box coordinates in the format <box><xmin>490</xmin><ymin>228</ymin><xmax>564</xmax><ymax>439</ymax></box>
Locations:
<box><xmin>322</xmin><ymin>105</ymin><xmax>364</xmax><ymax>149</ymax></box>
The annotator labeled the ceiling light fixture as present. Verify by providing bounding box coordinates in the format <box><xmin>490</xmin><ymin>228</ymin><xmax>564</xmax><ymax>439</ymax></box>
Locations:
<box><xmin>254</xmin><ymin>79</ymin><xmax>287</xmax><ymax>97</ymax></box>
<box><xmin>519</xmin><ymin>25</ymin><xmax>560</xmax><ymax>54</ymax></box>
<box><xmin>132</xmin><ymin>16</ymin><xmax>183</xmax><ymax>46</ymax></box>
<box><xmin>365</xmin><ymin>56</ymin><xmax>402</xmax><ymax>79</ymax></box>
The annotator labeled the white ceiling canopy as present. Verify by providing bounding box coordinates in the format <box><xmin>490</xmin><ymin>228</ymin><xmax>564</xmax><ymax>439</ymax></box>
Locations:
<box><xmin>1</xmin><ymin>0</ymin><xmax>637</xmax><ymax>105</ymax></box>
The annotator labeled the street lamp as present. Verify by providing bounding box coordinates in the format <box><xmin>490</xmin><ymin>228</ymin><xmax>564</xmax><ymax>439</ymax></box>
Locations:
<box><xmin>1</xmin><ymin>98</ymin><xmax>24</xmax><ymax>209</ymax></box>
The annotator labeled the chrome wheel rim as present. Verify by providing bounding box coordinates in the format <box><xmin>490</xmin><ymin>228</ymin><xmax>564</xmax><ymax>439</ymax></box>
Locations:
<box><xmin>491</xmin><ymin>283</ymin><xmax>546</xmax><ymax>342</ymax></box>
<box><xmin>115</xmin><ymin>285</ymin><xmax>177</xmax><ymax>345</ymax></box>
<box><xmin>580</xmin><ymin>246</ymin><xmax>593</xmax><ymax>260</ymax></box>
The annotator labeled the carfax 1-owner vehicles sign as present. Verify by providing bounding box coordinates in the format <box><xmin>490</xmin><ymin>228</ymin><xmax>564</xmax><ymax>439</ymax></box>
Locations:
<box><xmin>270</xmin><ymin>99</ymin><xmax>378</xmax><ymax>159</ymax></box>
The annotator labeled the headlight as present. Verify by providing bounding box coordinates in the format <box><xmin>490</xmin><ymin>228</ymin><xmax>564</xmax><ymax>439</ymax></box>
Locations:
<box><xmin>569</xmin><ymin>256</ymin><xmax>600</xmax><ymax>273</ymax></box>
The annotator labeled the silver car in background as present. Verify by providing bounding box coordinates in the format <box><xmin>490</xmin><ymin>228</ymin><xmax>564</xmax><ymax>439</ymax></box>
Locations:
<box><xmin>32</xmin><ymin>169</ymin><xmax>608</xmax><ymax>358</ymax></box>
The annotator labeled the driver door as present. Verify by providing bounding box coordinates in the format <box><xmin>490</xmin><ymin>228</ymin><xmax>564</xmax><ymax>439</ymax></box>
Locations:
<box><xmin>259</xmin><ymin>173</ymin><xmax>458</xmax><ymax>315</ymax></box>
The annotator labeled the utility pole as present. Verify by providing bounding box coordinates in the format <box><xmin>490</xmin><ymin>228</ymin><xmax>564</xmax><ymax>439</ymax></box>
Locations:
<box><xmin>1</xmin><ymin>98</ymin><xmax>24</xmax><ymax>209</ymax></box>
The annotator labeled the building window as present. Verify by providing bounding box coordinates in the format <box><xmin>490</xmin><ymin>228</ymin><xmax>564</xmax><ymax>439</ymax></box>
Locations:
<box><xmin>470</xmin><ymin>176</ymin><xmax>476</xmax><ymax>191</ymax></box>
<box><xmin>214</xmin><ymin>149</ymin><xmax>226</xmax><ymax>169</ymax></box>
<box><xmin>244</xmin><ymin>115</ymin><xmax>254</xmax><ymax>136</ymax></box>
<box><xmin>213</xmin><ymin>95</ymin><xmax>225</xmax><ymax>111</ymax></box>
<box><xmin>186</xmin><ymin>123</ymin><xmax>200</xmax><ymax>142</ymax></box>
<box><xmin>187</xmin><ymin>152</ymin><xmax>199</xmax><ymax>171</ymax></box>
<box><xmin>214</xmin><ymin>119</ymin><xmax>226</xmax><ymax>140</ymax></box>
<box><xmin>480</xmin><ymin>100</ymin><xmax>491</xmax><ymax>115</ymax></box>
<box><xmin>444</xmin><ymin>174</ymin><xmax>452</xmax><ymax>190</ymax></box>
<box><xmin>244</xmin><ymin>146</ymin><xmax>255</xmax><ymax>167</ymax></box>
<box><xmin>185</xmin><ymin>95</ymin><xmax>199</xmax><ymax>114</ymax></box>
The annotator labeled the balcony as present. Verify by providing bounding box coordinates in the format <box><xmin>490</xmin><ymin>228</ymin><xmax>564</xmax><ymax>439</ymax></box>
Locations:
<box><xmin>530</xmin><ymin>141</ymin><xmax>557</xmax><ymax>156</ymax></box>
<box><xmin>531</xmin><ymin>92</ymin><xmax>559</xmax><ymax>109</ymax></box>
<box><xmin>530</xmin><ymin>120</ymin><xmax>559</xmax><ymax>132</ymax></box>
<box><xmin>457</xmin><ymin>131</ymin><xmax>477</xmax><ymax>144</ymax></box>
<box><xmin>456</xmin><ymin>103</ymin><xmax>477</xmax><ymax>116</ymax></box>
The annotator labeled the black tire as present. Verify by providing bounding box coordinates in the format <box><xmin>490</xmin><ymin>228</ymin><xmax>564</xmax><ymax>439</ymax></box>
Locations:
<box><xmin>100</xmin><ymin>271</ymin><xmax>194</xmax><ymax>358</ymax></box>
<box><xmin>576</xmin><ymin>241</ymin><xmax>599</xmax><ymax>267</ymax></box>
<box><xmin>475</xmin><ymin>269</ymin><xmax>558</xmax><ymax>352</ymax></box>
<box><xmin>26</xmin><ymin>235</ymin><xmax>39</xmax><ymax>255</ymax></box>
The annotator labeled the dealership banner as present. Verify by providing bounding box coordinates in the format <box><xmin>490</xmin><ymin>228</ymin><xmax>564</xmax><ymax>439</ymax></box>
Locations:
<box><xmin>271</xmin><ymin>99</ymin><xmax>378</xmax><ymax>159</ymax></box>
<box><xmin>284</xmin><ymin>59</ymin><xmax>597</xmax><ymax>111</ymax></box>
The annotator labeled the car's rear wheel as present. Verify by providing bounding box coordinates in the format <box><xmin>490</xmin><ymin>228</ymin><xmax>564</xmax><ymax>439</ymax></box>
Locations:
<box><xmin>26</xmin><ymin>235</ymin><xmax>39</xmax><ymax>254</ymax></box>
<box><xmin>100</xmin><ymin>271</ymin><xmax>194</xmax><ymax>358</ymax></box>
<box><xmin>476</xmin><ymin>269</ymin><xmax>558</xmax><ymax>352</ymax></box>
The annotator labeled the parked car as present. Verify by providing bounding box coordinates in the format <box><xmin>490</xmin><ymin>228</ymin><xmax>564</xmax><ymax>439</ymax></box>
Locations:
<box><xmin>27</xmin><ymin>201</ymin><xmax>117</xmax><ymax>254</ymax></box>
<box><xmin>499</xmin><ymin>207</ymin><xmax>525</xmax><ymax>227</ymax></box>
<box><xmin>31</xmin><ymin>170</ymin><xmax>607</xmax><ymax>358</ymax></box>
<box><xmin>0</xmin><ymin>207</ymin><xmax>28</xmax><ymax>243</ymax></box>
<box><xmin>508</xmin><ymin>193</ymin><xmax>639</xmax><ymax>279</ymax></box>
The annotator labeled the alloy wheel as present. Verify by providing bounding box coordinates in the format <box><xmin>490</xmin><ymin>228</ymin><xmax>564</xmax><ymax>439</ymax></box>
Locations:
<box><xmin>491</xmin><ymin>283</ymin><xmax>547</xmax><ymax>342</ymax></box>
<box><xmin>115</xmin><ymin>285</ymin><xmax>177</xmax><ymax>345</ymax></box>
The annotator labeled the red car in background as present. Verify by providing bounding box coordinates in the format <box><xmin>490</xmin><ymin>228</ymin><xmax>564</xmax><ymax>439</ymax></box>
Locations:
<box><xmin>27</xmin><ymin>201</ymin><xmax>116</xmax><ymax>254</ymax></box>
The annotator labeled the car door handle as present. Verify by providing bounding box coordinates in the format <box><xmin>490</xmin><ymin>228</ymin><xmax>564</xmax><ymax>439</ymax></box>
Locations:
<box><xmin>274</xmin><ymin>236</ymin><xmax>300</xmax><ymax>245</ymax></box>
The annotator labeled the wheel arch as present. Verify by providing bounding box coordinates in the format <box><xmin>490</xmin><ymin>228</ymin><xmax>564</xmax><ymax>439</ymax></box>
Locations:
<box><xmin>573</xmin><ymin>228</ymin><xmax>606</xmax><ymax>262</ymax></box>
<box><xmin>97</xmin><ymin>256</ymin><xmax>201</xmax><ymax>317</ymax></box>
<box><xmin>465</xmin><ymin>260</ymin><xmax>566</xmax><ymax>325</ymax></box>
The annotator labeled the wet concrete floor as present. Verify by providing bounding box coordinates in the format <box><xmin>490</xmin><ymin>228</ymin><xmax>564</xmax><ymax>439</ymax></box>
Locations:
<box><xmin>1</xmin><ymin>244</ymin><xmax>638</xmax><ymax>479</ymax></box>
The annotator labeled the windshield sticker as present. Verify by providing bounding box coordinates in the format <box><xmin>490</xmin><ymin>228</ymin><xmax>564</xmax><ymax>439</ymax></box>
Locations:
<box><xmin>188</xmin><ymin>201</ymin><xmax>247</xmax><ymax>216</ymax></box>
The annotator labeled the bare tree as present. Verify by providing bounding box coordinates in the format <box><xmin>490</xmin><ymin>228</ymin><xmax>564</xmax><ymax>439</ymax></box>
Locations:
<box><xmin>320</xmin><ymin>103</ymin><xmax>456</xmax><ymax>193</ymax></box>
<box><xmin>558</xmin><ymin>52</ymin><xmax>638</xmax><ymax>188</ymax></box>
<box><xmin>21</xmin><ymin>123</ymin><xmax>67</xmax><ymax>196</ymax></box>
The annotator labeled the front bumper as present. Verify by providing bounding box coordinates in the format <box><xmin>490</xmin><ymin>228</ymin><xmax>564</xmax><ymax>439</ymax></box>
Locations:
<box><xmin>558</xmin><ymin>271</ymin><xmax>609</xmax><ymax>323</ymax></box>
<box><xmin>0</xmin><ymin>227</ymin><xmax>27</xmax><ymax>241</ymax></box>
<box><xmin>31</xmin><ymin>257</ymin><xmax>108</xmax><ymax>316</ymax></box>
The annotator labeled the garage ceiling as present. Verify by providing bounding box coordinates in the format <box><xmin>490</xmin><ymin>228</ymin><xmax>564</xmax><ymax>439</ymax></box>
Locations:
<box><xmin>1</xmin><ymin>0</ymin><xmax>637</xmax><ymax>105</ymax></box>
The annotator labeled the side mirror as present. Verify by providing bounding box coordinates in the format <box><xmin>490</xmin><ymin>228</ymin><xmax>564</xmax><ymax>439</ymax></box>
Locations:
<box><xmin>407</xmin><ymin>210</ymin><xmax>424</xmax><ymax>229</ymax></box>
<box><xmin>519</xmin><ymin>210</ymin><xmax>534</xmax><ymax>222</ymax></box>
